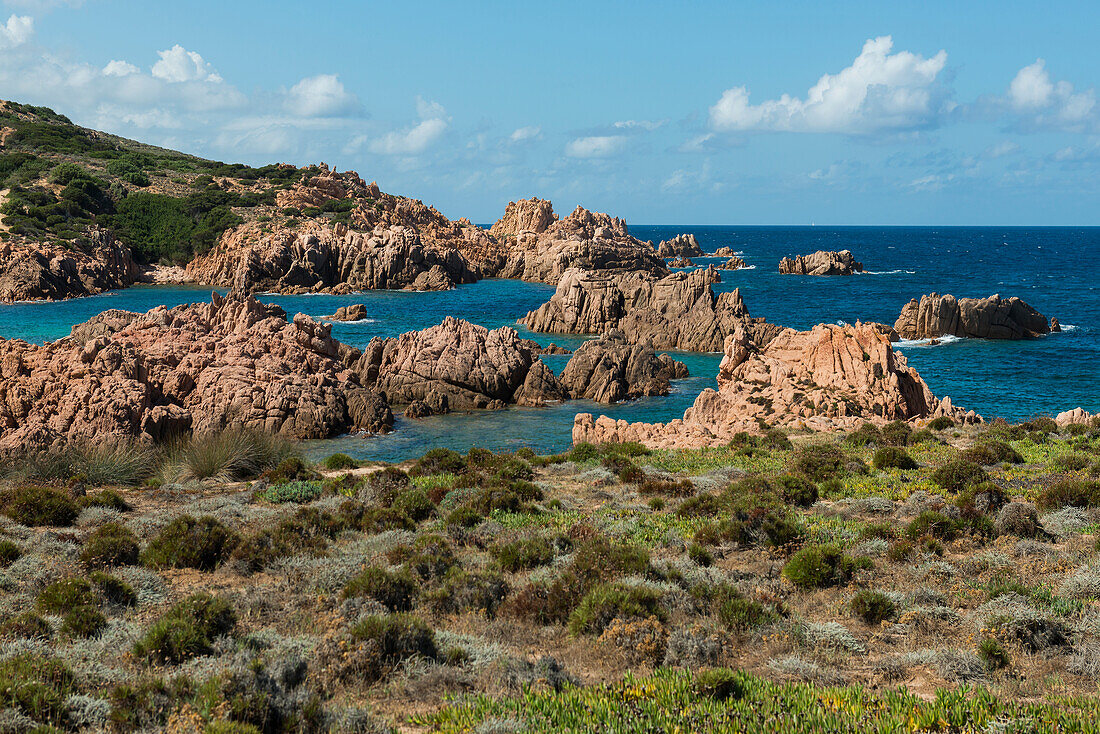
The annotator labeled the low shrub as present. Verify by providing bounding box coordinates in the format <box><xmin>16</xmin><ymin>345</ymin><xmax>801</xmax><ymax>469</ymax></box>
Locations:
<box><xmin>0</xmin><ymin>612</ymin><xmax>51</xmax><ymax>639</ymax></box>
<box><xmin>775</xmin><ymin>474</ymin><xmax>818</xmax><ymax>507</ymax></box>
<box><xmin>323</xmin><ymin>453</ymin><xmax>358</xmax><ymax>470</ymax></box>
<box><xmin>882</xmin><ymin>421</ymin><xmax>912</xmax><ymax>446</ymax></box>
<box><xmin>713</xmin><ymin>585</ymin><xmax>775</xmax><ymax>631</ymax></box>
<box><xmin>262</xmin><ymin>457</ymin><xmax>320</xmax><ymax>484</ymax></box>
<box><xmin>843</xmin><ymin>423</ymin><xmax>882</xmax><ymax>448</ymax></box>
<box><xmin>873</xmin><ymin>447</ymin><xmax>918</xmax><ymax>470</ymax></box>
<box><xmin>688</xmin><ymin>543</ymin><xmax>714</xmax><ymax>566</ymax></box>
<box><xmin>348</xmin><ymin>613</ymin><xmax>437</xmax><ymax>680</ymax></box>
<box><xmin>931</xmin><ymin>458</ymin><xmax>988</xmax><ymax>492</ymax></box>
<box><xmin>37</xmin><ymin>578</ymin><xmax>98</xmax><ymax>614</ymax></box>
<box><xmin>81</xmin><ymin>522</ymin><xmax>140</xmax><ymax>567</ymax></box>
<box><xmin>783</xmin><ymin>545</ymin><xmax>868</xmax><ymax>589</ymax></box>
<box><xmin>411</xmin><ymin>448</ymin><xmax>466</xmax><ymax>477</ymax></box>
<box><xmin>386</xmin><ymin>534</ymin><xmax>458</xmax><ymax>581</ymax></box>
<box><xmin>568</xmin><ymin>443</ymin><xmax>600</xmax><ymax>462</ymax></box>
<box><xmin>638</xmin><ymin>478</ymin><xmax>695</xmax><ymax>497</ymax></box>
<box><xmin>789</xmin><ymin>444</ymin><xmax>851</xmax><ymax>482</ymax></box>
<box><xmin>90</xmin><ymin>571</ymin><xmax>136</xmax><ymax>607</ymax></box>
<box><xmin>0</xmin><ymin>654</ymin><xmax>75</xmax><ymax>727</ymax></box>
<box><xmin>568</xmin><ymin>582</ymin><xmax>667</xmax><ymax>636</ymax></box>
<box><xmin>342</xmin><ymin>566</ymin><xmax>418</xmax><ymax>612</ymax></box>
<box><xmin>1051</xmin><ymin>454</ymin><xmax>1092</xmax><ymax>473</ymax></box>
<box><xmin>961</xmin><ymin>440</ymin><xmax>1023</xmax><ymax>466</ymax></box>
<box><xmin>0</xmin><ymin>539</ymin><xmax>21</xmax><ymax>567</ymax></box>
<box><xmin>79</xmin><ymin>489</ymin><xmax>132</xmax><ymax>512</ymax></box>
<box><xmin>1</xmin><ymin>485</ymin><xmax>79</xmax><ymax>526</ymax></box>
<box><xmin>134</xmin><ymin>592</ymin><xmax>236</xmax><ymax>664</ymax></box>
<box><xmin>979</xmin><ymin>637</ymin><xmax>1010</xmax><ymax>670</ymax></box>
<box><xmin>61</xmin><ymin>605</ymin><xmax>107</xmax><ymax>638</ymax></box>
<box><xmin>928</xmin><ymin>416</ymin><xmax>955</xmax><ymax>431</ymax></box>
<box><xmin>1036</xmin><ymin>479</ymin><xmax>1100</xmax><ymax>510</ymax></box>
<box><xmin>859</xmin><ymin>523</ymin><xmax>897</xmax><ymax>540</ymax></box>
<box><xmin>492</xmin><ymin>536</ymin><xmax>558</xmax><ymax>571</ymax></box>
<box><xmin>905</xmin><ymin>510</ymin><xmax>961</xmax><ymax>541</ymax></box>
<box><xmin>850</xmin><ymin>590</ymin><xmax>896</xmax><ymax>624</ymax></box>
<box><xmin>693</xmin><ymin>668</ymin><xmax>745</xmax><ymax>701</ymax></box>
<box><xmin>423</xmin><ymin>568</ymin><xmax>509</xmax><ymax>616</ymax></box>
<box><xmin>255</xmin><ymin>479</ymin><xmax>323</xmax><ymax>504</ymax></box>
<box><xmin>568</xmin><ymin>538</ymin><xmax>650</xmax><ymax>588</ymax></box>
<box><xmin>142</xmin><ymin>515</ymin><xmax>239</xmax><ymax>571</ymax></box>
<box><xmin>761</xmin><ymin>429</ymin><xmax>792</xmax><ymax>450</ymax></box>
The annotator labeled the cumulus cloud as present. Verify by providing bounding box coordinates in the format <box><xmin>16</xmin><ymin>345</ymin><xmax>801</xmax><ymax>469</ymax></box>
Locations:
<box><xmin>285</xmin><ymin>74</ymin><xmax>358</xmax><ymax>117</ymax></box>
<box><xmin>709</xmin><ymin>36</ymin><xmax>951</xmax><ymax>135</ymax></box>
<box><xmin>1004</xmin><ymin>59</ymin><xmax>1096</xmax><ymax>132</ymax></box>
<box><xmin>369</xmin><ymin>97</ymin><xmax>449</xmax><ymax>155</ymax></box>
<box><xmin>565</xmin><ymin>135</ymin><xmax>626</xmax><ymax>158</ymax></box>
<box><xmin>151</xmin><ymin>44</ymin><xmax>222</xmax><ymax>83</ymax></box>
<box><xmin>102</xmin><ymin>59</ymin><xmax>139</xmax><ymax>77</ymax></box>
<box><xmin>0</xmin><ymin>13</ymin><xmax>32</xmax><ymax>47</ymax></box>
<box><xmin>509</xmin><ymin>125</ymin><xmax>541</xmax><ymax>142</ymax></box>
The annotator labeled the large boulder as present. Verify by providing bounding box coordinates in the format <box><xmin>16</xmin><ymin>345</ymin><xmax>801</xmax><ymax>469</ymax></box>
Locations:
<box><xmin>573</xmin><ymin>322</ymin><xmax>979</xmax><ymax>449</ymax></box>
<box><xmin>894</xmin><ymin>293</ymin><xmax>1053</xmax><ymax>339</ymax></box>
<box><xmin>778</xmin><ymin>250</ymin><xmax>863</xmax><ymax>276</ymax></box>
<box><xmin>0</xmin><ymin>292</ymin><xmax>393</xmax><ymax>451</ymax></box>
<box><xmin>655</xmin><ymin>234</ymin><xmax>703</xmax><ymax>258</ymax></box>
<box><xmin>330</xmin><ymin>304</ymin><xmax>368</xmax><ymax>321</ymax></box>
<box><xmin>559</xmin><ymin>331</ymin><xmax>689</xmax><ymax>404</ymax></box>
<box><xmin>356</xmin><ymin>316</ymin><xmax>566</xmax><ymax>412</ymax></box>
<box><xmin>0</xmin><ymin>228</ymin><xmax>140</xmax><ymax>302</ymax></box>
<box><xmin>520</xmin><ymin>266</ymin><xmax>782</xmax><ymax>352</ymax></box>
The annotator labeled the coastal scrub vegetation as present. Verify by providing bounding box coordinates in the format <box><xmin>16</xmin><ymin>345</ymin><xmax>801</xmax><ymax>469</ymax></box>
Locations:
<box><xmin>0</xmin><ymin>416</ymin><xmax>1097</xmax><ymax>730</ymax></box>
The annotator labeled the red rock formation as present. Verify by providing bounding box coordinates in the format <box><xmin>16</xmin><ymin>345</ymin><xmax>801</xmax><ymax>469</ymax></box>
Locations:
<box><xmin>559</xmin><ymin>331</ymin><xmax>689</xmax><ymax>404</ymax></box>
<box><xmin>778</xmin><ymin>250</ymin><xmax>863</xmax><ymax>276</ymax></box>
<box><xmin>520</xmin><ymin>267</ymin><xmax>781</xmax><ymax>352</ymax></box>
<box><xmin>0</xmin><ymin>293</ymin><xmax>392</xmax><ymax>451</ymax></box>
<box><xmin>720</xmin><ymin>256</ymin><xmax>748</xmax><ymax>270</ymax></box>
<box><xmin>713</xmin><ymin>247</ymin><xmax>738</xmax><ymax>257</ymax></box>
<box><xmin>573</xmin><ymin>322</ymin><xmax>978</xmax><ymax>449</ymax></box>
<box><xmin>655</xmin><ymin>234</ymin><xmax>703</xmax><ymax>258</ymax></box>
<box><xmin>894</xmin><ymin>293</ymin><xmax>1052</xmax><ymax>340</ymax></box>
<box><xmin>668</xmin><ymin>256</ymin><xmax>696</xmax><ymax>268</ymax></box>
<box><xmin>1055</xmin><ymin>408</ymin><xmax>1097</xmax><ymax>427</ymax></box>
<box><xmin>0</xmin><ymin>228</ymin><xmax>139</xmax><ymax>302</ymax></box>
<box><xmin>356</xmin><ymin>316</ymin><xmax>566</xmax><ymax>413</ymax></box>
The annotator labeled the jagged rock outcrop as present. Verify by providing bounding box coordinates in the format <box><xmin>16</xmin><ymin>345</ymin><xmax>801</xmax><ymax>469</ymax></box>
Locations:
<box><xmin>0</xmin><ymin>228</ymin><xmax>140</xmax><ymax>302</ymax></box>
<box><xmin>720</xmin><ymin>256</ymin><xmax>747</xmax><ymax>270</ymax></box>
<box><xmin>0</xmin><ymin>293</ymin><xmax>393</xmax><ymax>450</ymax></box>
<box><xmin>655</xmin><ymin>234</ymin><xmax>703</xmax><ymax>258</ymax></box>
<box><xmin>1055</xmin><ymin>408</ymin><xmax>1097</xmax><ymax>427</ymax></box>
<box><xmin>714</xmin><ymin>247</ymin><xmax>738</xmax><ymax>257</ymax></box>
<box><xmin>330</xmin><ymin>304</ymin><xmax>368</xmax><ymax>321</ymax></box>
<box><xmin>559</xmin><ymin>331</ymin><xmax>688</xmax><ymax>404</ymax></box>
<box><xmin>486</xmin><ymin>198</ymin><xmax>667</xmax><ymax>283</ymax></box>
<box><xmin>573</xmin><ymin>322</ymin><xmax>979</xmax><ymax>449</ymax></box>
<box><xmin>778</xmin><ymin>250</ymin><xmax>863</xmax><ymax>276</ymax></box>
<box><xmin>668</xmin><ymin>256</ymin><xmax>695</xmax><ymax>268</ymax></box>
<box><xmin>520</xmin><ymin>267</ymin><xmax>782</xmax><ymax>352</ymax></box>
<box><xmin>187</xmin><ymin>166</ymin><xmax>496</xmax><ymax>294</ymax></box>
<box><xmin>356</xmin><ymin>316</ymin><xmax>566</xmax><ymax>414</ymax></box>
<box><xmin>894</xmin><ymin>293</ymin><xmax>1053</xmax><ymax>340</ymax></box>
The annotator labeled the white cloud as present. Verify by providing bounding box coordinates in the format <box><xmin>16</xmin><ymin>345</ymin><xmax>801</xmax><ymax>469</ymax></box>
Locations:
<box><xmin>1005</xmin><ymin>59</ymin><xmax>1096</xmax><ymax>131</ymax></box>
<box><xmin>565</xmin><ymin>135</ymin><xmax>626</xmax><ymax>158</ymax></box>
<box><xmin>709</xmin><ymin>36</ymin><xmax>950</xmax><ymax>135</ymax></box>
<box><xmin>369</xmin><ymin>98</ymin><xmax>449</xmax><ymax>155</ymax></box>
<box><xmin>285</xmin><ymin>74</ymin><xmax>358</xmax><ymax>117</ymax></box>
<box><xmin>612</xmin><ymin>119</ymin><xmax>666</xmax><ymax>131</ymax></box>
<box><xmin>983</xmin><ymin>140</ymin><xmax>1020</xmax><ymax>159</ymax></box>
<box><xmin>3</xmin><ymin>0</ymin><xmax>82</xmax><ymax>10</ymax></box>
<box><xmin>0</xmin><ymin>13</ymin><xmax>32</xmax><ymax>48</ymax></box>
<box><xmin>509</xmin><ymin>125</ymin><xmax>541</xmax><ymax>142</ymax></box>
<box><xmin>102</xmin><ymin>59</ymin><xmax>139</xmax><ymax>77</ymax></box>
<box><xmin>151</xmin><ymin>44</ymin><xmax>222</xmax><ymax>83</ymax></box>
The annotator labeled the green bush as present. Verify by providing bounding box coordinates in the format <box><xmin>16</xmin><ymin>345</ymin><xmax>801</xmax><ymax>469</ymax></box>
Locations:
<box><xmin>774</xmin><ymin>474</ymin><xmax>818</xmax><ymax>507</ymax></box>
<box><xmin>872</xmin><ymin>447</ymin><xmax>918</xmax><ymax>470</ymax></box>
<box><xmin>348</xmin><ymin>613</ymin><xmax>437</xmax><ymax>681</ymax></box>
<box><xmin>688</xmin><ymin>543</ymin><xmax>714</xmax><ymax>566</ymax></box>
<box><xmin>90</xmin><ymin>571</ymin><xmax>137</xmax><ymax>607</ymax></box>
<box><xmin>783</xmin><ymin>545</ymin><xmax>868</xmax><ymax>589</ymax></box>
<box><xmin>843</xmin><ymin>423</ymin><xmax>882</xmax><ymax>447</ymax></box>
<box><xmin>568</xmin><ymin>443</ymin><xmax>600</xmax><ymax>462</ymax></box>
<box><xmin>928</xmin><ymin>416</ymin><xmax>955</xmax><ymax>430</ymax></box>
<box><xmin>979</xmin><ymin>637</ymin><xmax>1010</xmax><ymax>670</ymax></box>
<box><xmin>1051</xmin><ymin>453</ymin><xmax>1092</xmax><ymax>472</ymax></box>
<box><xmin>850</xmin><ymin>590</ymin><xmax>896</xmax><ymax>624</ymax></box>
<box><xmin>411</xmin><ymin>448</ymin><xmax>466</xmax><ymax>477</ymax></box>
<box><xmin>423</xmin><ymin>568</ymin><xmax>509</xmax><ymax>616</ymax></box>
<box><xmin>714</xmin><ymin>585</ymin><xmax>775</xmax><ymax>631</ymax></box>
<box><xmin>386</xmin><ymin>534</ymin><xmax>458</xmax><ymax>581</ymax></box>
<box><xmin>323</xmin><ymin>453</ymin><xmax>358</xmax><ymax>470</ymax></box>
<box><xmin>568</xmin><ymin>582</ymin><xmax>667</xmax><ymax>636</ymax></box>
<box><xmin>0</xmin><ymin>654</ymin><xmax>75</xmax><ymax>727</ymax></box>
<box><xmin>134</xmin><ymin>592</ymin><xmax>236</xmax><ymax>664</ymax></box>
<box><xmin>393</xmin><ymin>487</ymin><xmax>434</xmax><ymax>522</ymax></box>
<box><xmin>761</xmin><ymin>429</ymin><xmax>793</xmax><ymax>450</ymax></box>
<box><xmin>81</xmin><ymin>522</ymin><xmax>140</xmax><ymax>567</ymax></box>
<box><xmin>255</xmin><ymin>479</ymin><xmax>323</xmax><ymax>504</ymax></box>
<box><xmin>142</xmin><ymin>515</ymin><xmax>239</xmax><ymax>571</ymax></box>
<box><xmin>342</xmin><ymin>567</ymin><xmax>418</xmax><ymax>612</ymax></box>
<box><xmin>1036</xmin><ymin>479</ymin><xmax>1100</xmax><ymax>510</ymax></box>
<box><xmin>61</xmin><ymin>605</ymin><xmax>107</xmax><ymax>638</ymax></box>
<box><xmin>693</xmin><ymin>668</ymin><xmax>746</xmax><ymax>701</ymax></box>
<box><xmin>789</xmin><ymin>444</ymin><xmax>851</xmax><ymax>482</ymax></box>
<box><xmin>0</xmin><ymin>539</ymin><xmax>21</xmax><ymax>567</ymax></box>
<box><xmin>492</xmin><ymin>536</ymin><xmax>557</xmax><ymax>572</ymax></box>
<box><xmin>80</xmin><ymin>489</ymin><xmax>133</xmax><ymax>512</ymax></box>
<box><xmin>904</xmin><ymin>510</ymin><xmax>961</xmax><ymax>541</ymax></box>
<box><xmin>931</xmin><ymin>458</ymin><xmax>988</xmax><ymax>492</ymax></box>
<box><xmin>882</xmin><ymin>421</ymin><xmax>912</xmax><ymax>446</ymax></box>
<box><xmin>37</xmin><ymin>578</ymin><xmax>97</xmax><ymax>614</ymax></box>
<box><xmin>961</xmin><ymin>440</ymin><xmax>1023</xmax><ymax>466</ymax></box>
<box><xmin>1</xmin><ymin>485</ymin><xmax>79</xmax><ymax>526</ymax></box>
<box><xmin>231</xmin><ymin>506</ymin><xmax>345</xmax><ymax>573</ymax></box>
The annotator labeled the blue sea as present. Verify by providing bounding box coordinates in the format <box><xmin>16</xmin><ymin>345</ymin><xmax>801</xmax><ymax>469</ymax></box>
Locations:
<box><xmin>1</xmin><ymin>226</ymin><xmax>1096</xmax><ymax>461</ymax></box>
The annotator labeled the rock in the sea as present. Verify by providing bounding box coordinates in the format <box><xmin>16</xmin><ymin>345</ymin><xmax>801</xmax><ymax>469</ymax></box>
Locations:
<box><xmin>778</xmin><ymin>250</ymin><xmax>863</xmax><ymax>276</ymax></box>
<box><xmin>538</xmin><ymin>343</ymin><xmax>572</xmax><ymax>355</ymax></box>
<box><xmin>0</xmin><ymin>292</ymin><xmax>393</xmax><ymax>450</ymax></box>
<box><xmin>894</xmin><ymin>293</ymin><xmax>1053</xmax><ymax>340</ymax></box>
<box><xmin>573</xmin><ymin>321</ymin><xmax>979</xmax><ymax>449</ymax></box>
<box><xmin>356</xmin><ymin>316</ymin><xmax>566</xmax><ymax>412</ymax></box>
<box><xmin>668</xmin><ymin>256</ymin><xmax>696</xmax><ymax>267</ymax></box>
<box><xmin>520</xmin><ymin>266</ymin><xmax>782</xmax><ymax>352</ymax></box>
<box><xmin>1056</xmin><ymin>408</ymin><xmax>1097</xmax><ymax>427</ymax></box>
<box><xmin>0</xmin><ymin>228</ymin><xmax>140</xmax><ymax>302</ymax></box>
<box><xmin>330</xmin><ymin>304</ymin><xmax>368</xmax><ymax>321</ymax></box>
<box><xmin>655</xmin><ymin>234</ymin><xmax>703</xmax><ymax>258</ymax></box>
<box><xmin>559</xmin><ymin>331</ymin><xmax>688</xmax><ymax>403</ymax></box>
<box><xmin>713</xmin><ymin>247</ymin><xmax>738</xmax><ymax>257</ymax></box>
<box><xmin>486</xmin><ymin>198</ymin><xmax>667</xmax><ymax>284</ymax></box>
<box><xmin>720</xmin><ymin>256</ymin><xmax>747</xmax><ymax>270</ymax></box>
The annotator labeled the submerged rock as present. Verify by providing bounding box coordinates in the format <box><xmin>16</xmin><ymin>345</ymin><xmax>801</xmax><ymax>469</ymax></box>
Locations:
<box><xmin>778</xmin><ymin>250</ymin><xmax>863</xmax><ymax>276</ymax></box>
<box><xmin>559</xmin><ymin>331</ymin><xmax>688</xmax><ymax>404</ymax></box>
<box><xmin>894</xmin><ymin>293</ymin><xmax>1053</xmax><ymax>340</ymax></box>
<box><xmin>573</xmin><ymin>321</ymin><xmax>979</xmax><ymax>449</ymax></box>
<box><xmin>520</xmin><ymin>266</ymin><xmax>782</xmax><ymax>352</ymax></box>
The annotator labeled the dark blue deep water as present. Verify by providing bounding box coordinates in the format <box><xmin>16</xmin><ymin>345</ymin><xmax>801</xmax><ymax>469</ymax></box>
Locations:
<box><xmin>1</xmin><ymin>226</ymin><xmax>1096</xmax><ymax>460</ymax></box>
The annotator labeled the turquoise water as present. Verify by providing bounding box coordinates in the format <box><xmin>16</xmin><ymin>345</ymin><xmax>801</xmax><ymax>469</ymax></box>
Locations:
<box><xmin>1</xmin><ymin>226</ymin><xmax>1096</xmax><ymax>460</ymax></box>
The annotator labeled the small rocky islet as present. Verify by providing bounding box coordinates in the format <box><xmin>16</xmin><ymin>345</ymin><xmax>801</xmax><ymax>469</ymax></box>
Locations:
<box><xmin>2</xmin><ymin>99</ymin><xmax>1098</xmax><ymax>732</ymax></box>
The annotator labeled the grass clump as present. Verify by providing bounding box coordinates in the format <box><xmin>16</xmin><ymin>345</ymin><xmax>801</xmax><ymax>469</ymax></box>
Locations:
<box><xmin>979</xmin><ymin>637</ymin><xmax>1011</xmax><ymax>670</ymax></box>
<box><xmin>80</xmin><ymin>522</ymin><xmax>141</xmax><ymax>568</ymax></box>
<box><xmin>60</xmin><ymin>604</ymin><xmax>107</xmax><ymax>638</ymax></box>
<box><xmin>782</xmin><ymin>545</ymin><xmax>868</xmax><ymax>589</ymax></box>
<box><xmin>568</xmin><ymin>582</ymin><xmax>667</xmax><ymax>636</ymax></box>
<box><xmin>712</xmin><ymin>585</ymin><xmax>776</xmax><ymax>631</ymax></box>
<box><xmin>342</xmin><ymin>566</ymin><xmax>419</xmax><ymax>612</ymax></box>
<box><xmin>142</xmin><ymin>515</ymin><xmax>239</xmax><ymax>571</ymax></box>
<box><xmin>37</xmin><ymin>577</ymin><xmax>98</xmax><ymax>614</ymax></box>
<box><xmin>850</xmin><ymin>590</ymin><xmax>896</xmax><ymax>624</ymax></box>
<box><xmin>348</xmin><ymin>613</ymin><xmax>437</xmax><ymax>681</ymax></box>
<box><xmin>1</xmin><ymin>485</ymin><xmax>79</xmax><ymax>526</ymax></box>
<box><xmin>159</xmin><ymin>430</ymin><xmax>294</xmax><ymax>483</ymax></box>
<box><xmin>133</xmin><ymin>592</ymin><xmax>236</xmax><ymax>664</ymax></box>
<box><xmin>0</xmin><ymin>539</ymin><xmax>22</xmax><ymax>567</ymax></box>
<box><xmin>0</xmin><ymin>654</ymin><xmax>75</xmax><ymax>728</ymax></box>
<box><xmin>872</xmin><ymin>447</ymin><xmax>917</xmax><ymax>470</ymax></box>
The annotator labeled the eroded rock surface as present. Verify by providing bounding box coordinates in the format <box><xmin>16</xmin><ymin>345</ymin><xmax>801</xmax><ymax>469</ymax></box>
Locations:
<box><xmin>330</xmin><ymin>304</ymin><xmax>368</xmax><ymax>321</ymax></box>
<box><xmin>573</xmin><ymin>322</ymin><xmax>978</xmax><ymax>449</ymax></box>
<box><xmin>559</xmin><ymin>331</ymin><xmax>689</xmax><ymax>403</ymax></box>
<box><xmin>0</xmin><ymin>292</ymin><xmax>393</xmax><ymax>450</ymax></box>
<box><xmin>894</xmin><ymin>293</ymin><xmax>1053</xmax><ymax>340</ymax></box>
<box><xmin>778</xmin><ymin>250</ymin><xmax>863</xmax><ymax>276</ymax></box>
<box><xmin>720</xmin><ymin>256</ymin><xmax>747</xmax><ymax>270</ymax></box>
<box><xmin>655</xmin><ymin>234</ymin><xmax>703</xmax><ymax>258</ymax></box>
<box><xmin>520</xmin><ymin>267</ymin><xmax>782</xmax><ymax>352</ymax></box>
<box><xmin>0</xmin><ymin>229</ymin><xmax>139</xmax><ymax>302</ymax></box>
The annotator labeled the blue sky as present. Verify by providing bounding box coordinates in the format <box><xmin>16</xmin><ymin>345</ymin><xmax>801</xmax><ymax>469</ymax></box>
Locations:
<box><xmin>1</xmin><ymin>0</ymin><xmax>1098</xmax><ymax>225</ymax></box>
